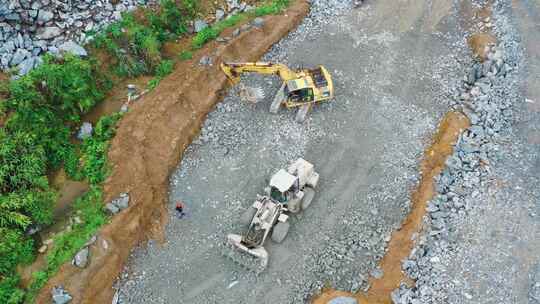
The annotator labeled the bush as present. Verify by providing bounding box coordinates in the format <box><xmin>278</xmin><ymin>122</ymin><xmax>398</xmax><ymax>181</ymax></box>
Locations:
<box><xmin>0</xmin><ymin>129</ymin><xmax>47</xmax><ymax>193</ymax></box>
<box><xmin>0</xmin><ymin>275</ymin><xmax>25</xmax><ymax>304</ymax></box>
<box><xmin>80</xmin><ymin>113</ymin><xmax>122</xmax><ymax>184</ymax></box>
<box><xmin>7</xmin><ymin>55</ymin><xmax>106</xmax><ymax>123</ymax></box>
<box><xmin>178</xmin><ymin>50</ymin><xmax>193</xmax><ymax>60</ymax></box>
<box><xmin>0</xmin><ymin>189</ymin><xmax>55</xmax><ymax>230</ymax></box>
<box><xmin>0</xmin><ymin>228</ymin><xmax>34</xmax><ymax>274</ymax></box>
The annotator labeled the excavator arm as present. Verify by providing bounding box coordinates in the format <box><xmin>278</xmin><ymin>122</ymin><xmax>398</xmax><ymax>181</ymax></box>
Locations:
<box><xmin>221</xmin><ymin>62</ymin><xmax>299</xmax><ymax>84</ymax></box>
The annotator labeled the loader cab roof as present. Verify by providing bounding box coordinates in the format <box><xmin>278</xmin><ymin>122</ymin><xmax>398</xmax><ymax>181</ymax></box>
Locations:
<box><xmin>269</xmin><ymin>169</ymin><xmax>296</xmax><ymax>193</ymax></box>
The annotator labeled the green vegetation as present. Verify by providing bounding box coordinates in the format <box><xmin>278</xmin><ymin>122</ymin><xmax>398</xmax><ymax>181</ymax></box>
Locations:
<box><xmin>0</xmin><ymin>54</ymin><xmax>110</xmax><ymax>303</ymax></box>
<box><xmin>178</xmin><ymin>50</ymin><xmax>193</xmax><ymax>61</ymax></box>
<box><xmin>0</xmin><ymin>0</ymin><xmax>293</xmax><ymax>302</ymax></box>
<box><xmin>192</xmin><ymin>0</ymin><xmax>290</xmax><ymax>49</ymax></box>
<box><xmin>148</xmin><ymin>60</ymin><xmax>175</xmax><ymax>90</ymax></box>
<box><xmin>25</xmin><ymin>113</ymin><xmax>121</xmax><ymax>301</ymax></box>
<box><xmin>93</xmin><ymin>0</ymin><xmax>197</xmax><ymax>78</ymax></box>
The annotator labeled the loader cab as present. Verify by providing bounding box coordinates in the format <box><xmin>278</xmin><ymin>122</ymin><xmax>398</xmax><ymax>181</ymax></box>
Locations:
<box><xmin>269</xmin><ymin>169</ymin><xmax>299</xmax><ymax>203</ymax></box>
<box><xmin>285</xmin><ymin>79</ymin><xmax>314</xmax><ymax>103</ymax></box>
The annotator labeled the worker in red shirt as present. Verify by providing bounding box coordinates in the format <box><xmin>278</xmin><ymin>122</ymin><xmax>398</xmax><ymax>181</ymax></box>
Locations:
<box><xmin>175</xmin><ymin>201</ymin><xmax>186</xmax><ymax>219</ymax></box>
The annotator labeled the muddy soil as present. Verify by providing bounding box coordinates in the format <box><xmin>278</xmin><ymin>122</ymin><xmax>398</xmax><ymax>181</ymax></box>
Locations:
<box><xmin>33</xmin><ymin>2</ymin><xmax>310</xmax><ymax>303</ymax></box>
<box><xmin>115</xmin><ymin>0</ymin><xmax>476</xmax><ymax>303</ymax></box>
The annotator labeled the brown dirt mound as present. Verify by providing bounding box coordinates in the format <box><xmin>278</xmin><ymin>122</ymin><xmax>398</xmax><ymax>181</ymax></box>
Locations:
<box><xmin>312</xmin><ymin>111</ymin><xmax>470</xmax><ymax>304</ymax></box>
<box><xmin>34</xmin><ymin>1</ymin><xmax>309</xmax><ymax>303</ymax></box>
<box><xmin>468</xmin><ymin>33</ymin><xmax>497</xmax><ymax>61</ymax></box>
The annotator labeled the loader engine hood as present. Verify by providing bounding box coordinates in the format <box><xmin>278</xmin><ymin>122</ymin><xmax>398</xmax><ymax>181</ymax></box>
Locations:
<box><xmin>269</xmin><ymin>169</ymin><xmax>297</xmax><ymax>193</ymax></box>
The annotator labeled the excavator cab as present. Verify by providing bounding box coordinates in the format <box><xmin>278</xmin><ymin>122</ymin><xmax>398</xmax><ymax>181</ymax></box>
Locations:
<box><xmin>285</xmin><ymin>79</ymin><xmax>315</xmax><ymax>103</ymax></box>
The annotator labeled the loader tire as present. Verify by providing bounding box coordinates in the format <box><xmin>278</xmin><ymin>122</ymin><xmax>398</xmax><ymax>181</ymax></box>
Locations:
<box><xmin>241</xmin><ymin>207</ymin><xmax>257</xmax><ymax>226</ymax></box>
<box><xmin>271</xmin><ymin>222</ymin><xmax>290</xmax><ymax>243</ymax></box>
<box><xmin>301</xmin><ymin>187</ymin><xmax>315</xmax><ymax>210</ymax></box>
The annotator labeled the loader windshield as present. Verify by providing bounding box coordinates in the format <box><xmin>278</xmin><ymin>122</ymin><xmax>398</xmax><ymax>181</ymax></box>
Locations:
<box><xmin>270</xmin><ymin>187</ymin><xmax>287</xmax><ymax>203</ymax></box>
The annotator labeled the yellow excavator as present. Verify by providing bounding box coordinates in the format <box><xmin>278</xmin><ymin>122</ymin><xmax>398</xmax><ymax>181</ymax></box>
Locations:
<box><xmin>220</xmin><ymin>62</ymin><xmax>334</xmax><ymax>122</ymax></box>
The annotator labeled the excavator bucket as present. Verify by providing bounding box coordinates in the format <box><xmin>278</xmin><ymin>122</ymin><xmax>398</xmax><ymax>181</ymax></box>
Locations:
<box><xmin>223</xmin><ymin>234</ymin><xmax>269</xmax><ymax>274</ymax></box>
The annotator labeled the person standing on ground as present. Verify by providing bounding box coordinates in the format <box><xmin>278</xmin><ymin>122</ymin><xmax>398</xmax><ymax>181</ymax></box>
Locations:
<box><xmin>175</xmin><ymin>201</ymin><xmax>186</xmax><ymax>219</ymax></box>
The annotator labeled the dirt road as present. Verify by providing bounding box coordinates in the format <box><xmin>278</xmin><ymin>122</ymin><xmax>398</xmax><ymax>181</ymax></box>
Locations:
<box><xmin>115</xmin><ymin>0</ymin><xmax>485</xmax><ymax>303</ymax></box>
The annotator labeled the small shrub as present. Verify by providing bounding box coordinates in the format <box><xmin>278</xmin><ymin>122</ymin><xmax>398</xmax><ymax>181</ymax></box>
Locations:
<box><xmin>181</xmin><ymin>0</ymin><xmax>198</xmax><ymax>19</ymax></box>
<box><xmin>178</xmin><ymin>50</ymin><xmax>193</xmax><ymax>61</ymax></box>
<box><xmin>0</xmin><ymin>228</ymin><xmax>34</xmax><ymax>274</ymax></box>
<box><xmin>7</xmin><ymin>55</ymin><xmax>106</xmax><ymax>123</ymax></box>
<box><xmin>0</xmin><ymin>274</ymin><xmax>25</xmax><ymax>304</ymax></box>
<box><xmin>155</xmin><ymin>60</ymin><xmax>174</xmax><ymax>78</ymax></box>
<box><xmin>0</xmin><ymin>129</ymin><xmax>47</xmax><ymax>193</ymax></box>
<box><xmin>80</xmin><ymin>113</ymin><xmax>122</xmax><ymax>184</ymax></box>
<box><xmin>192</xmin><ymin>27</ymin><xmax>220</xmax><ymax>49</ymax></box>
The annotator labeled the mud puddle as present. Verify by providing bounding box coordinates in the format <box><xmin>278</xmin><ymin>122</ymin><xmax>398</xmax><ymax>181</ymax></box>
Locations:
<box><xmin>313</xmin><ymin>111</ymin><xmax>470</xmax><ymax>304</ymax></box>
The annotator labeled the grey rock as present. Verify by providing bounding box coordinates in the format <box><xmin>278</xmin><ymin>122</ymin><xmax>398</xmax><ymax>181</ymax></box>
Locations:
<box><xmin>11</xmin><ymin>48</ymin><xmax>30</xmax><ymax>66</ymax></box>
<box><xmin>232</xmin><ymin>28</ymin><xmax>241</xmax><ymax>37</ymax></box>
<box><xmin>37</xmin><ymin>10</ymin><xmax>54</xmax><ymax>23</ymax></box>
<box><xmin>37</xmin><ymin>26</ymin><xmax>62</xmax><ymax>39</ymax></box>
<box><xmin>240</xmin><ymin>23</ymin><xmax>251</xmax><ymax>32</ymax></box>
<box><xmin>51</xmin><ymin>286</ymin><xmax>72</xmax><ymax>304</ymax></box>
<box><xmin>199</xmin><ymin>55</ymin><xmax>212</xmax><ymax>66</ymax></box>
<box><xmin>72</xmin><ymin>247</ymin><xmax>89</xmax><ymax>268</ymax></box>
<box><xmin>3</xmin><ymin>40</ymin><xmax>16</xmax><ymax>53</ymax></box>
<box><xmin>77</xmin><ymin>122</ymin><xmax>93</xmax><ymax>140</ymax></box>
<box><xmin>370</xmin><ymin>267</ymin><xmax>383</xmax><ymax>279</ymax></box>
<box><xmin>252</xmin><ymin>17</ymin><xmax>265</xmax><ymax>28</ymax></box>
<box><xmin>59</xmin><ymin>41</ymin><xmax>88</xmax><ymax>57</ymax></box>
<box><xmin>194</xmin><ymin>19</ymin><xmax>208</xmax><ymax>33</ymax></box>
<box><xmin>327</xmin><ymin>296</ymin><xmax>358</xmax><ymax>304</ymax></box>
<box><xmin>215</xmin><ymin>9</ymin><xmax>225</xmax><ymax>21</ymax></box>
<box><xmin>112</xmin><ymin>193</ymin><xmax>130</xmax><ymax>210</ymax></box>
<box><xmin>18</xmin><ymin>56</ymin><xmax>36</xmax><ymax>75</ymax></box>
<box><xmin>5</xmin><ymin>13</ymin><xmax>21</xmax><ymax>22</ymax></box>
<box><xmin>105</xmin><ymin>203</ymin><xmax>120</xmax><ymax>215</ymax></box>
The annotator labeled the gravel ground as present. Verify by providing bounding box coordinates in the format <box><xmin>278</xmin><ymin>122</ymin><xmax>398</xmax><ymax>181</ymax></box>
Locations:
<box><xmin>391</xmin><ymin>1</ymin><xmax>540</xmax><ymax>303</ymax></box>
<box><xmin>115</xmin><ymin>0</ymin><xmax>478</xmax><ymax>303</ymax></box>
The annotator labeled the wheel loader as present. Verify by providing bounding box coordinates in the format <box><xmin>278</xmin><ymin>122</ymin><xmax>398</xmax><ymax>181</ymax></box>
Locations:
<box><xmin>220</xmin><ymin>62</ymin><xmax>334</xmax><ymax>122</ymax></box>
<box><xmin>224</xmin><ymin>158</ymin><xmax>319</xmax><ymax>273</ymax></box>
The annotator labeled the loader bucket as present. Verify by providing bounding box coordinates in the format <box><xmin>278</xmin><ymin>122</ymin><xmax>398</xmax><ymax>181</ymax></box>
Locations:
<box><xmin>223</xmin><ymin>234</ymin><xmax>269</xmax><ymax>274</ymax></box>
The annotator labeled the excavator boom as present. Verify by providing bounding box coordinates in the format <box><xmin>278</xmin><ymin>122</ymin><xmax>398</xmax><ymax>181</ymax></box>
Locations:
<box><xmin>221</xmin><ymin>62</ymin><xmax>299</xmax><ymax>84</ymax></box>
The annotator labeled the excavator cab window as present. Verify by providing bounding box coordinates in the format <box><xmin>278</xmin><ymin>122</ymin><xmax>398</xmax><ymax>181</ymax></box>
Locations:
<box><xmin>288</xmin><ymin>88</ymin><xmax>314</xmax><ymax>103</ymax></box>
<box><xmin>270</xmin><ymin>187</ymin><xmax>287</xmax><ymax>203</ymax></box>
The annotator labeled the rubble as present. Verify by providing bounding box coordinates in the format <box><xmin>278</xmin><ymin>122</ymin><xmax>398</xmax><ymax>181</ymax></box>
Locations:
<box><xmin>0</xmin><ymin>0</ymin><xmax>155</xmax><ymax>74</ymax></box>
<box><xmin>105</xmin><ymin>193</ymin><xmax>130</xmax><ymax>215</ymax></box>
<box><xmin>51</xmin><ymin>286</ymin><xmax>72</xmax><ymax>304</ymax></box>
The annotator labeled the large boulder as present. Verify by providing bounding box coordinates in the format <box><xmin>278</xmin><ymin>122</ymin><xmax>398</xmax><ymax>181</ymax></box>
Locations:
<box><xmin>72</xmin><ymin>247</ymin><xmax>89</xmax><ymax>268</ymax></box>
<box><xmin>36</xmin><ymin>26</ymin><xmax>62</xmax><ymax>39</ymax></box>
<box><xmin>59</xmin><ymin>41</ymin><xmax>88</xmax><ymax>57</ymax></box>
<box><xmin>11</xmin><ymin>48</ymin><xmax>30</xmax><ymax>66</ymax></box>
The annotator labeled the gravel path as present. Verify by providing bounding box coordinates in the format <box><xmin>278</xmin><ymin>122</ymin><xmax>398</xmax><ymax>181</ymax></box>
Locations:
<box><xmin>391</xmin><ymin>1</ymin><xmax>540</xmax><ymax>303</ymax></box>
<box><xmin>115</xmin><ymin>1</ymin><xmax>482</xmax><ymax>303</ymax></box>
